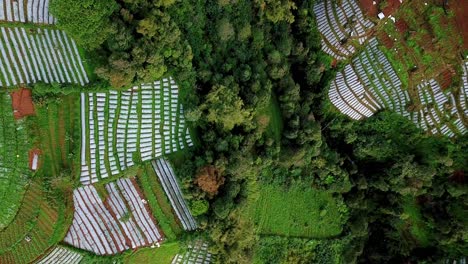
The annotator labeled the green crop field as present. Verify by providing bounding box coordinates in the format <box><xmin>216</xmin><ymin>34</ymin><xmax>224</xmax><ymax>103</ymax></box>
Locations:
<box><xmin>124</xmin><ymin>241</ymin><xmax>180</xmax><ymax>264</ymax></box>
<box><xmin>248</xmin><ymin>183</ymin><xmax>348</xmax><ymax>238</ymax></box>
<box><xmin>0</xmin><ymin>92</ymin><xmax>30</xmax><ymax>229</ymax></box>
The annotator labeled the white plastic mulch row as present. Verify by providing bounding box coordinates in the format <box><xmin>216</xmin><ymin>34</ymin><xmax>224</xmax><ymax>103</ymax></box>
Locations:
<box><xmin>171</xmin><ymin>241</ymin><xmax>212</xmax><ymax>264</ymax></box>
<box><xmin>0</xmin><ymin>26</ymin><xmax>88</xmax><ymax>88</ymax></box>
<box><xmin>313</xmin><ymin>0</ymin><xmax>374</xmax><ymax>60</ymax></box>
<box><xmin>80</xmin><ymin>78</ymin><xmax>192</xmax><ymax>185</ymax></box>
<box><xmin>36</xmin><ymin>246</ymin><xmax>82</xmax><ymax>264</ymax></box>
<box><xmin>151</xmin><ymin>158</ymin><xmax>197</xmax><ymax>231</ymax></box>
<box><xmin>63</xmin><ymin>178</ymin><xmax>163</xmax><ymax>255</ymax></box>
<box><xmin>414</xmin><ymin>78</ymin><xmax>466</xmax><ymax>137</ymax></box>
<box><xmin>0</xmin><ymin>0</ymin><xmax>55</xmax><ymax>24</ymax></box>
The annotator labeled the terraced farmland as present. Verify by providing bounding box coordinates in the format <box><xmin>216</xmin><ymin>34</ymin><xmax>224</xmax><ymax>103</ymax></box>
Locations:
<box><xmin>0</xmin><ymin>26</ymin><xmax>88</xmax><ymax>87</ymax></box>
<box><xmin>0</xmin><ymin>183</ymin><xmax>60</xmax><ymax>264</ymax></box>
<box><xmin>80</xmin><ymin>78</ymin><xmax>193</xmax><ymax>185</ymax></box>
<box><xmin>0</xmin><ymin>0</ymin><xmax>55</xmax><ymax>24</ymax></box>
<box><xmin>152</xmin><ymin>158</ymin><xmax>197</xmax><ymax>231</ymax></box>
<box><xmin>64</xmin><ymin>178</ymin><xmax>163</xmax><ymax>255</ymax></box>
<box><xmin>0</xmin><ymin>92</ymin><xmax>30</xmax><ymax>229</ymax></box>
<box><xmin>171</xmin><ymin>241</ymin><xmax>212</xmax><ymax>264</ymax></box>
<box><xmin>36</xmin><ymin>246</ymin><xmax>82</xmax><ymax>264</ymax></box>
<box><xmin>313</xmin><ymin>0</ymin><xmax>374</xmax><ymax>60</ymax></box>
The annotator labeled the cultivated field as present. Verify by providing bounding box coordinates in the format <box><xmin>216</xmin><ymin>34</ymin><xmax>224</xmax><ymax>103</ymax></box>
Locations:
<box><xmin>320</xmin><ymin>0</ymin><xmax>468</xmax><ymax>137</ymax></box>
<box><xmin>0</xmin><ymin>92</ymin><xmax>30</xmax><ymax>229</ymax></box>
<box><xmin>0</xmin><ymin>26</ymin><xmax>88</xmax><ymax>87</ymax></box>
<box><xmin>80</xmin><ymin>78</ymin><xmax>193</xmax><ymax>185</ymax></box>
<box><xmin>0</xmin><ymin>0</ymin><xmax>56</xmax><ymax>24</ymax></box>
<box><xmin>151</xmin><ymin>158</ymin><xmax>197</xmax><ymax>231</ymax></box>
<box><xmin>313</xmin><ymin>0</ymin><xmax>374</xmax><ymax>60</ymax></box>
<box><xmin>0</xmin><ymin>182</ymin><xmax>60</xmax><ymax>264</ymax></box>
<box><xmin>36</xmin><ymin>246</ymin><xmax>82</xmax><ymax>264</ymax></box>
<box><xmin>171</xmin><ymin>240</ymin><xmax>212</xmax><ymax>264</ymax></box>
<box><xmin>64</xmin><ymin>178</ymin><xmax>163</xmax><ymax>255</ymax></box>
<box><xmin>247</xmin><ymin>184</ymin><xmax>347</xmax><ymax>238</ymax></box>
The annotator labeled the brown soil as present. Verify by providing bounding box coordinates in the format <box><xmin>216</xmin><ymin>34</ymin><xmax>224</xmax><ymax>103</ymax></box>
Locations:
<box><xmin>11</xmin><ymin>88</ymin><xmax>35</xmax><ymax>119</ymax></box>
<box><xmin>395</xmin><ymin>19</ymin><xmax>409</xmax><ymax>33</ymax></box>
<box><xmin>436</xmin><ymin>67</ymin><xmax>456</xmax><ymax>90</ymax></box>
<box><xmin>377</xmin><ymin>31</ymin><xmax>395</xmax><ymax>49</ymax></box>
<box><xmin>447</xmin><ymin>0</ymin><xmax>468</xmax><ymax>50</ymax></box>
<box><xmin>28</xmin><ymin>149</ymin><xmax>42</xmax><ymax>171</ymax></box>
<box><xmin>358</xmin><ymin>0</ymin><xmax>379</xmax><ymax>17</ymax></box>
<box><xmin>382</xmin><ymin>0</ymin><xmax>403</xmax><ymax>16</ymax></box>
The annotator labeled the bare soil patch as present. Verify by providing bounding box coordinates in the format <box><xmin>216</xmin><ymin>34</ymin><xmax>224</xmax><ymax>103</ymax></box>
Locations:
<box><xmin>11</xmin><ymin>88</ymin><xmax>35</xmax><ymax>119</ymax></box>
<box><xmin>358</xmin><ymin>0</ymin><xmax>378</xmax><ymax>17</ymax></box>
<box><xmin>447</xmin><ymin>0</ymin><xmax>468</xmax><ymax>50</ymax></box>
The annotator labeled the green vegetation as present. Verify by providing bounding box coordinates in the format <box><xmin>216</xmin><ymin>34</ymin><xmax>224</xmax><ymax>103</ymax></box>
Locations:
<box><xmin>124</xmin><ymin>242</ymin><xmax>180</xmax><ymax>264</ymax></box>
<box><xmin>0</xmin><ymin>92</ymin><xmax>30</xmax><ymax>229</ymax></box>
<box><xmin>248</xmin><ymin>184</ymin><xmax>347</xmax><ymax>238</ymax></box>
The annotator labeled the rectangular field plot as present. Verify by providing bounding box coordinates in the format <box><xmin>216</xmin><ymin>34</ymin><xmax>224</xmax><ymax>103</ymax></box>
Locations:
<box><xmin>0</xmin><ymin>92</ymin><xmax>30</xmax><ymax>229</ymax></box>
<box><xmin>0</xmin><ymin>0</ymin><xmax>55</xmax><ymax>24</ymax></box>
<box><xmin>0</xmin><ymin>26</ymin><xmax>89</xmax><ymax>88</ymax></box>
<box><xmin>171</xmin><ymin>240</ymin><xmax>212</xmax><ymax>264</ymax></box>
<box><xmin>36</xmin><ymin>246</ymin><xmax>82</xmax><ymax>264</ymax></box>
<box><xmin>247</xmin><ymin>184</ymin><xmax>347</xmax><ymax>238</ymax></box>
<box><xmin>80</xmin><ymin>78</ymin><xmax>193</xmax><ymax>185</ymax></box>
<box><xmin>64</xmin><ymin>178</ymin><xmax>163</xmax><ymax>255</ymax></box>
<box><xmin>151</xmin><ymin>158</ymin><xmax>197</xmax><ymax>231</ymax></box>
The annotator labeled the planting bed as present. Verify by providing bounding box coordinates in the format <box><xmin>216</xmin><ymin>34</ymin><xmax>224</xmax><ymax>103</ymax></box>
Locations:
<box><xmin>36</xmin><ymin>246</ymin><xmax>82</xmax><ymax>264</ymax></box>
<box><xmin>0</xmin><ymin>0</ymin><xmax>56</xmax><ymax>24</ymax></box>
<box><xmin>171</xmin><ymin>240</ymin><xmax>212</xmax><ymax>264</ymax></box>
<box><xmin>151</xmin><ymin>158</ymin><xmax>197</xmax><ymax>231</ymax></box>
<box><xmin>80</xmin><ymin>78</ymin><xmax>193</xmax><ymax>185</ymax></box>
<box><xmin>0</xmin><ymin>182</ymin><xmax>59</xmax><ymax>264</ymax></box>
<box><xmin>0</xmin><ymin>26</ymin><xmax>88</xmax><ymax>88</ymax></box>
<box><xmin>313</xmin><ymin>0</ymin><xmax>374</xmax><ymax>60</ymax></box>
<box><xmin>64</xmin><ymin>178</ymin><xmax>163</xmax><ymax>255</ymax></box>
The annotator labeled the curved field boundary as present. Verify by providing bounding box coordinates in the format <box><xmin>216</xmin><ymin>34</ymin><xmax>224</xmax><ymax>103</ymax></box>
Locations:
<box><xmin>0</xmin><ymin>0</ymin><xmax>55</xmax><ymax>24</ymax></box>
<box><xmin>35</xmin><ymin>246</ymin><xmax>82</xmax><ymax>264</ymax></box>
<box><xmin>313</xmin><ymin>0</ymin><xmax>374</xmax><ymax>60</ymax></box>
<box><xmin>63</xmin><ymin>178</ymin><xmax>163</xmax><ymax>255</ymax></box>
<box><xmin>151</xmin><ymin>158</ymin><xmax>197</xmax><ymax>231</ymax></box>
<box><xmin>80</xmin><ymin>78</ymin><xmax>193</xmax><ymax>185</ymax></box>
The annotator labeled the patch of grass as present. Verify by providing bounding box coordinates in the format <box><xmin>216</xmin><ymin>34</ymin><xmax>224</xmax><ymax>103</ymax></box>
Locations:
<box><xmin>124</xmin><ymin>241</ymin><xmax>180</xmax><ymax>264</ymax></box>
<box><xmin>247</xmin><ymin>183</ymin><xmax>347</xmax><ymax>238</ymax></box>
<box><xmin>256</xmin><ymin>93</ymin><xmax>284</xmax><ymax>142</ymax></box>
<box><xmin>137</xmin><ymin>163</ymin><xmax>183</xmax><ymax>239</ymax></box>
<box><xmin>398</xmin><ymin>196</ymin><xmax>432</xmax><ymax>247</ymax></box>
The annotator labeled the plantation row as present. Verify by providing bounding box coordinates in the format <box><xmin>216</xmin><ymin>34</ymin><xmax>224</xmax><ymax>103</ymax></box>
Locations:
<box><xmin>329</xmin><ymin>38</ymin><xmax>410</xmax><ymax>120</ymax></box>
<box><xmin>0</xmin><ymin>92</ymin><xmax>30</xmax><ymax>229</ymax></box>
<box><xmin>152</xmin><ymin>159</ymin><xmax>197</xmax><ymax>231</ymax></box>
<box><xmin>0</xmin><ymin>0</ymin><xmax>55</xmax><ymax>24</ymax></box>
<box><xmin>413</xmin><ymin>78</ymin><xmax>466</xmax><ymax>137</ymax></box>
<box><xmin>36</xmin><ymin>246</ymin><xmax>82</xmax><ymax>264</ymax></box>
<box><xmin>64</xmin><ymin>178</ymin><xmax>163</xmax><ymax>255</ymax></box>
<box><xmin>313</xmin><ymin>0</ymin><xmax>374</xmax><ymax>60</ymax></box>
<box><xmin>80</xmin><ymin>78</ymin><xmax>193</xmax><ymax>185</ymax></box>
<box><xmin>0</xmin><ymin>183</ymin><xmax>59</xmax><ymax>264</ymax></box>
<box><xmin>171</xmin><ymin>241</ymin><xmax>212</xmax><ymax>264</ymax></box>
<box><xmin>0</xmin><ymin>26</ymin><xmax>89</xmax><ymax>88</ymax></box>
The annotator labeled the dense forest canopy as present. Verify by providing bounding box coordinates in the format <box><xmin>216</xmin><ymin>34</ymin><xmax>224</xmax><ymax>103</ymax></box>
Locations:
<box><xmin>48</xmin><ymin>0</ymin><xmax>467</xmax><ymax>263</ymax></box>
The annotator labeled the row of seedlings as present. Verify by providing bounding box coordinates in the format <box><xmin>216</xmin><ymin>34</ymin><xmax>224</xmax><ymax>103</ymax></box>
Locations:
<box><xmin>0</xmin><ymin>0</ymin><xmax>55</xmax><ymax>24</ymax></box>
<box><xmin>414</xmin><ymin>79</ymin><xmax>465</xmax><ymax>137</ymax></box>
<box><xmin>151</xmin><ymin>158</ymin><xmax>197</xmax><ymax>231</ymax></box>
<box><xmin>36</xmin><ymin>246</ymin><xmax>82</xmax><ymax>264</ymax></box>
<box><xmin>329</xmin><ymin>63</ymin><xmax>381</xmax><ymax>120</ymax></box>
<box><xmin>0</xmin><ymin>26</ymin><xmax>89</xmax><ymax>88</ymax></box>
<box><xmin>352</xmin><ymin>38</ymin><xmax>411</xmax><ymax>118</ymax></box>
<box><xmin>171</xmin><ymin>241</ymin><xmax>213</xmax><ymax>264</ymax></box>
<box><xmin>313</xmin><ymin>0</ymin><xmax>374</xmax><ymax>60</ymax></box>
<box><xmin>0</xmin><ymin>183</ymin><xmax>59</xmax><ymax>264</ymax></box>
<box><xmin>63</xmin><ymin>178</ymin><xmax>163</xmax><ymax>255</ymax></box>
<box><xmin>80</xmin><ymin>78</ymin><xmax>192</xmax><ymax>185</ymax></box>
